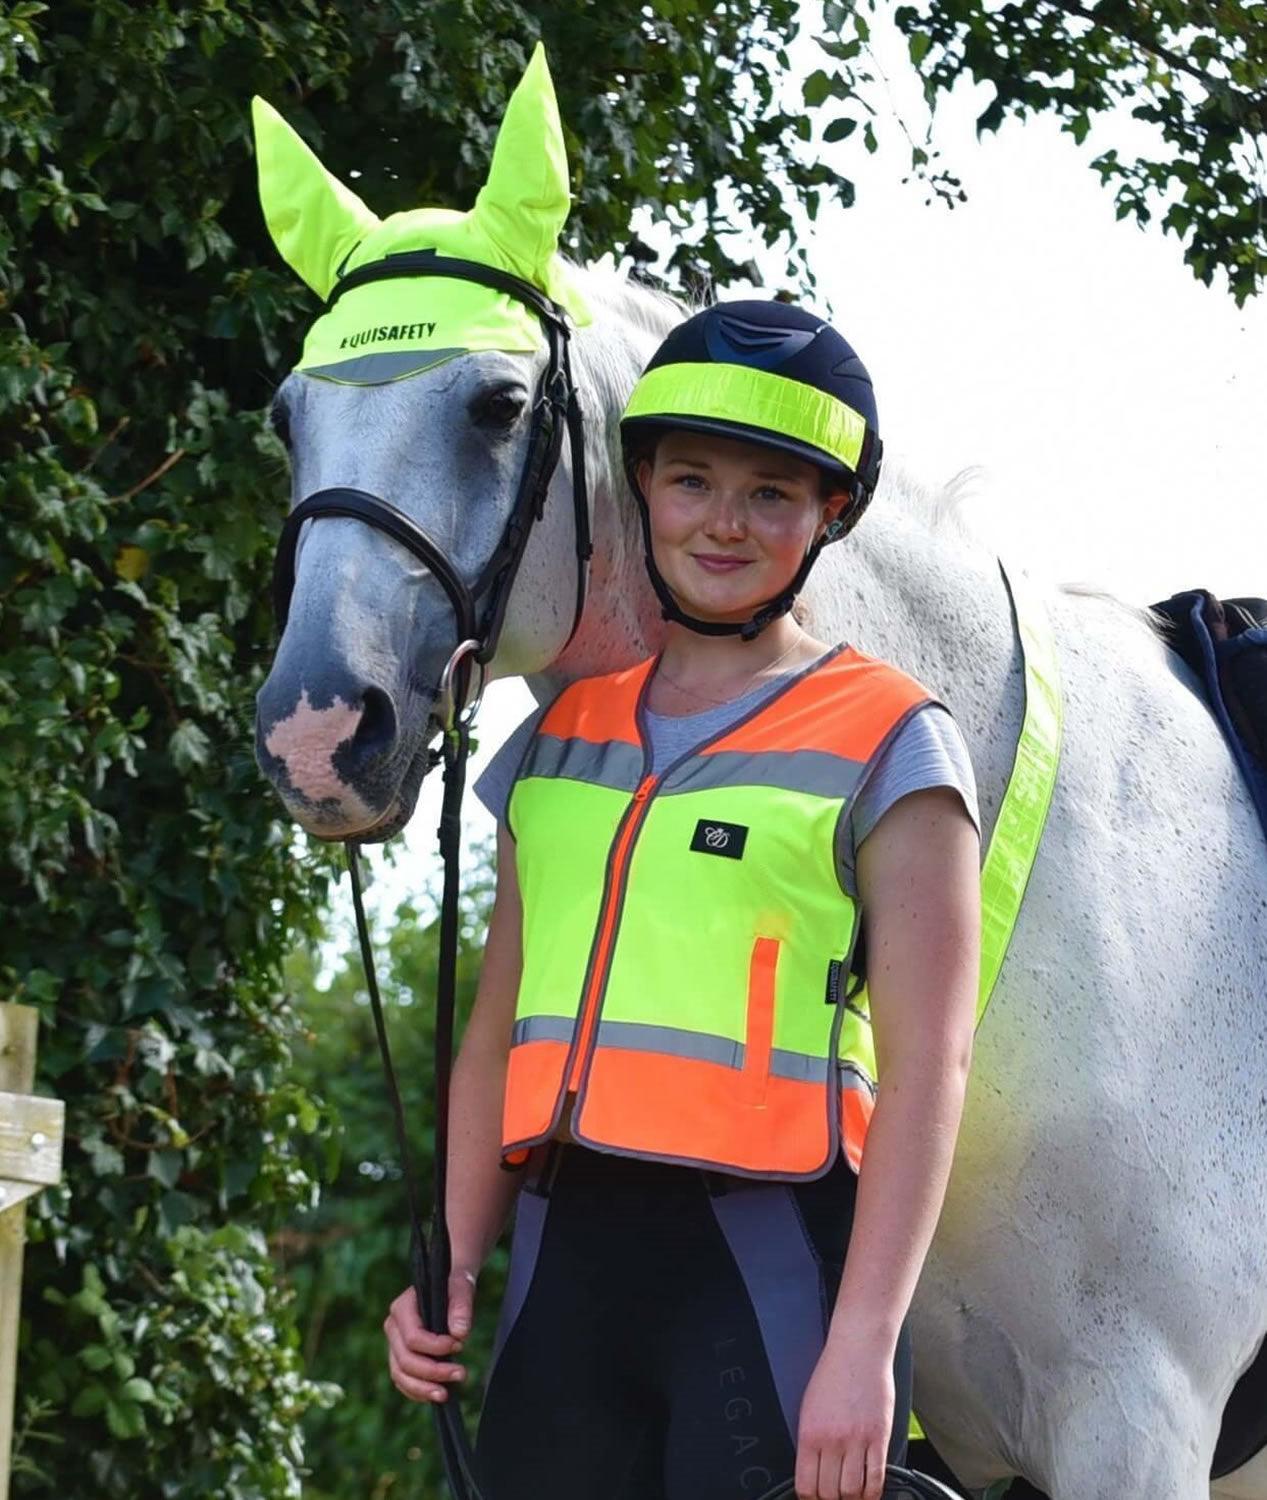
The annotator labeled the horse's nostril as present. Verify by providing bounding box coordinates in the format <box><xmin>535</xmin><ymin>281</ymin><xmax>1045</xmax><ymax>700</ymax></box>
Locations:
<box><xmin>352</xmin><ymin>685</ymin><xmax>398</xmax><ymax>760</ymax></box>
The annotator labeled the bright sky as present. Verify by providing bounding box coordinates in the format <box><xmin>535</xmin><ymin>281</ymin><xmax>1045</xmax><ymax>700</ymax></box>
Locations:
<box><xmin>343</xmin><ymin>10</ymin><xmax>1267</xmax><ymax>929</ymax></box>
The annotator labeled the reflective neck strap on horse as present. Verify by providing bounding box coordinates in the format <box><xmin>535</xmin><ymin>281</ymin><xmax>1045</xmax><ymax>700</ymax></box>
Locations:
<box><xmin>976</xmin><ymin>559</ymin><xmax>1063</xmax><ymax>1024</ymax></box>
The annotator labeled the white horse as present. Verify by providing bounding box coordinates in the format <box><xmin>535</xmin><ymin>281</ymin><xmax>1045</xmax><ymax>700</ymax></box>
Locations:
<box><xmin>256</xmin><ymin>256</ymin><xmax>1267</xmax><ymax>1500</ymax></box>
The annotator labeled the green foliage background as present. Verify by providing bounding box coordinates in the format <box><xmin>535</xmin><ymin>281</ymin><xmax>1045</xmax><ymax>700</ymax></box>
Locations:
<box><xmin>815</xmin><ymin>0</ymin><xmax>1267</xmax><ymax>304</ymax></box>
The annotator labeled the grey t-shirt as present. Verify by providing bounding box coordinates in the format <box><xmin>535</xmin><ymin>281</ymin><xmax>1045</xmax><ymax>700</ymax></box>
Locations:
<box><xmin>474</xmin><ymin>656</ymin><xmax>979</xmax><ymax>897</ymax></box>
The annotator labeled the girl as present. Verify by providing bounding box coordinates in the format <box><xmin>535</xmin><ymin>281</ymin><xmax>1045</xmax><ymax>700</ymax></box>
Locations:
<box><xmin>384</xmin><ymin>299</ymin><xmax>981</xmax><ymax>1500</ymax></box>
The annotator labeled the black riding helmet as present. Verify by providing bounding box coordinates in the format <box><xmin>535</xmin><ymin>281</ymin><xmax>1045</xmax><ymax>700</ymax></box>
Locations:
<box><xmin>619</xmin><ymin>299</ymin><xmax>882</xmax><ymax>641</ymax></box>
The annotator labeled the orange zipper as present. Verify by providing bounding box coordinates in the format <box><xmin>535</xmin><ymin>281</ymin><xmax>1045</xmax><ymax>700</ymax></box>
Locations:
<box><xmin>565</xmin><ymin>773</ymin><xmax>658</xmax><ymax>1091</ymax></box>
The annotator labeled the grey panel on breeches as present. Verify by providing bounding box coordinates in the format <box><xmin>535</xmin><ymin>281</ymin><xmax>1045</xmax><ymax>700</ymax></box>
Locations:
<box><xmin>489</xmin><ymin>1185</ymin><xmax>549</xmax><ymax>1373</ymax></box>
<box><xmin>707</xmin><ymin>1180</ymin><xmax>828</xmax><ymax>1443</ymax></box>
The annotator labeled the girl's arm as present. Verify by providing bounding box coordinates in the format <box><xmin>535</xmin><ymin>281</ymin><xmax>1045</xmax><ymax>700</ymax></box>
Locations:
<box><xmin>835</xmin><ymin>783</ymin><xmax>979</xmax><ymax>1350</ymax></box>
<box><xmin>796</xmin><ymin>785</ymin><xmax>979</xmax><ymax>1499</ymax></box>
<box><xmin>446</xmin><ymin>823</ymin><xmax>528</xmax><ymax>1278</ymax></box>
<box><xmin>385</xmin><ymin>823</ymin><xmax>524</xmax><ymax>1403</ymax></box>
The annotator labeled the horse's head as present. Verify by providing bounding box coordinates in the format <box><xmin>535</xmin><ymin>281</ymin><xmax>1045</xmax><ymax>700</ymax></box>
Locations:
<box><xmin>252</xmin><ymin>47</ymin><xmax>657</xmax><ymax>842</ymax></box>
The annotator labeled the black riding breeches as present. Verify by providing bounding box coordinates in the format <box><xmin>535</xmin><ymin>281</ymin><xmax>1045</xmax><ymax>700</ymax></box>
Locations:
<box><xmin>475</xmin><ymin>1145</ymin><xmax>912</xmax><ymax>1500</ymax></box>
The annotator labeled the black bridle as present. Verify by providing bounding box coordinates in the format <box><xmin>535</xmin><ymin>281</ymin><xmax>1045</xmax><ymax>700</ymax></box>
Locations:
<box><xmin>270</xmin><ymin>255</ymin><xmax>962</xmax><ymax>1500</ymax></box>
<box><xmin>270</xmin><ymin>251</ymin><xmax>592</xmax><ymax>1500</ymax></box>
<box><xmin>272</xmin><ymin>250</ymin><xmax>592</xmax><ymax>660</ymax></box>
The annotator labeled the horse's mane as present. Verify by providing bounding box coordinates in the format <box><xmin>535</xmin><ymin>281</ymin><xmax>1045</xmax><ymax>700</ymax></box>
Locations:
<box><xmin>885</xmin><ymin>463</ymin><xmax>986</xmax><ymax>543</ymax></box>
<box><xmin>565</xmin><ymin>262</ymin><xmax>688</xmax><ymax>573</ymax></box>
<box><xmin>887</xmin><ymin>462</ymin><xmax>1154</xmax><ymax>625</ymax></box>
<box><xmin>581</xmin><ymin>265</ymin><xmax>691</xmax><ymax>339</ymax></box>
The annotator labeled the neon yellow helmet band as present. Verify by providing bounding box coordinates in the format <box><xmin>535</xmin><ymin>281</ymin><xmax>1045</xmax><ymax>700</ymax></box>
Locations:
<box><xmin>623</xmin><ymin>361</ymin><xmax>869</xmax><ymax>475</ymax></box>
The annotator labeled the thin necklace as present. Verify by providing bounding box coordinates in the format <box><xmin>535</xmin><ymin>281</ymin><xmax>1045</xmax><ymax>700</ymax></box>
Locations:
<box><xmin>653</xmin><ymin>636</ymin><xmax>808</xmax><ymax>708</ymax></box>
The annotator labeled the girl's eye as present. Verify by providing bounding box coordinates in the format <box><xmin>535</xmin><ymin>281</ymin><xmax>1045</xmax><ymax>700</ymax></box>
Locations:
<box><xmin>674</xmin><ymin>472</ymin><xmax>706</xmax><ymax>489</ymax></box>
<box><xmin>754</xmin><ymin>486</ymin><xmax>789</xmax><ymax>502</ymax></box>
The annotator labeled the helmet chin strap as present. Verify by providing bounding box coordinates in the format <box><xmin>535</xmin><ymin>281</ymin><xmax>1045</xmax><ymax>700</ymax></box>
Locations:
<box><xmin>631</xmin><ymin>476</ymin><xmax>843</xmax><ymax>644</ymax></box>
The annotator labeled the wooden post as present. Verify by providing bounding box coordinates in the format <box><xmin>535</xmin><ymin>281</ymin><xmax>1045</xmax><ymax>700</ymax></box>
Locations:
<box><xmin>0</xmin><ymin>1005</ymin><xmax>64</xmax><ymax>1500</ymax></box>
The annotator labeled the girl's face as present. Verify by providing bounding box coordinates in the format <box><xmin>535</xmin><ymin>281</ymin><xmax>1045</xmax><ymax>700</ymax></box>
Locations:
<box><xmin>637</xmin><ymin>431</ymin><xmax>849</xmax><ymax>626</ymax></box>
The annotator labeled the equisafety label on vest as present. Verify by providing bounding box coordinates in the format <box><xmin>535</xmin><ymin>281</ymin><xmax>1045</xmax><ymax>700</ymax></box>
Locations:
<box><xmin>689</xmin><ymin>819</ymin><xmax>748</xmax><ymax>860</ymax></box>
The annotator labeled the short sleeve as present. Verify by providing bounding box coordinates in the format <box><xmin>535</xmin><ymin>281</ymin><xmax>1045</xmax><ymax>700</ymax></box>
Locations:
<box><xmin>472</xmin><ymin>704</ymin><xmax>547</xmax><ymax>827</ymax></box>
<box><xmin>835</xmin><ymin>704</ymin><xmax>980</xmax><ymax>898</ymax></box>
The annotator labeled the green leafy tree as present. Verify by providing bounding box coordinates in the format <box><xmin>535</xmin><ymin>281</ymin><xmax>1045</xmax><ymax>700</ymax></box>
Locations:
<box><xmin>0</xmin><ymin>1</ymin><xmax>841</xmax><ymax>1493</ymax></box>
<box><xmin>811</xmin><ymin>0</ymin><xmax>1267</xmax><ymax>304</ymax></box>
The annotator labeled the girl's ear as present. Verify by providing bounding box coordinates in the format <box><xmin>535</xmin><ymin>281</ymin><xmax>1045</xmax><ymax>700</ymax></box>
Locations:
<box><xmin>635</xmin><ymin>457</ymin><xmax>653</xmax><ymax>495</ymax></box>
<box><xmin>818</xmin><ymin>490</ymin><xmax>854</xmax><ymax>544</ymax></box>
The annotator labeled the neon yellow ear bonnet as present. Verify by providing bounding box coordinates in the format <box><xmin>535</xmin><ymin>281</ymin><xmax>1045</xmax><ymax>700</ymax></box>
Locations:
<box><xmin>252</xmin><ymin>43</ymin><xmax>592</xmax><ymax>384</ymax></box>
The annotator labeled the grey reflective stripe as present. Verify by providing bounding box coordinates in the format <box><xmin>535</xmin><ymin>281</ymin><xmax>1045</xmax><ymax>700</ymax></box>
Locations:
<box><xmin>709</xmin><ymin>1181</ymin><xmax>826</xmax><ymax>1442</ymax></box>
<box><xmin>598</xmin><ymin>1019</ymin><xmax>838</xmax><ymax>1078</ymax></box>
<box><xmin>300</xmin><ymin>348</ymin><xmax>465</xmax><ymax>384</ymax></box>
<box><xmin>512</xmin><ymin>1015</ymin><xmax>574</xmax><ymax>1046</ymax></box>
<box><xmin>661</xmin><ymin>746</ymin><xmax>865</xmax><ymax>799</ymax></box>
<box><xmin>513</xmin><ymin>1017</ymin><xmax>876</xmax><ymax>1094</ymax></box>
<box><xmin>517</xmin><ymin>733</ymin><xmax>645</xmax><ymax>794</ymax></box>
<box><xmin>770</xmin><ymin>1049</ymin><xmax>832</xmax><ymax>1084</ymax></box>
<box><xmin>598</xmin><ymin>1019</ymin><xmax>743</xmax><ymax>1069</ymax></box>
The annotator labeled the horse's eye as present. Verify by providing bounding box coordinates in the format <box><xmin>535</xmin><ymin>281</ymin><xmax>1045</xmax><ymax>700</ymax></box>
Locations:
<box><xmin>269</xmin><ymin>400</ymin><xmax>291</xmax><ymax>450</ymax></box>
<box><xmin>473</xmin><ymin>387</ymin><xmax>528</xmax><ymax>431</ymax></box>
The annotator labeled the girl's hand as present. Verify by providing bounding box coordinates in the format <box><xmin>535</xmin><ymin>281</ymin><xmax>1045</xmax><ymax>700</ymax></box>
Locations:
<box><xmin>794</xmin><ymin>1334</ymin><xmax>895</xmax><ymax>1500</ymax></box>
<box><xmin>383</xmin><ymin>1268</ymin><xmax>477</xmax><ymax>1404</ymax></box>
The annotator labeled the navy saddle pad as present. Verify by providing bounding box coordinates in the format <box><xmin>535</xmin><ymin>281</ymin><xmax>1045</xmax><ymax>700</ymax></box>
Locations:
<box><xmin>1151</xmin><ymin>590</ymin><xmax>1267</xmax><ymax>839</ymax></box>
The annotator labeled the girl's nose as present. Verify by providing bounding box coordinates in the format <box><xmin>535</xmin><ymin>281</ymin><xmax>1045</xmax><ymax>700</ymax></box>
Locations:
<box><xmin>704</xmin><ymin>491</ymin><xmax>747</xmax><ymax>540</ymax></box>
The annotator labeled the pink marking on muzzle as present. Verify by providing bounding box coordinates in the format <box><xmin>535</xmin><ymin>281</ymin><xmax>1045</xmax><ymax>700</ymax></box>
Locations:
<box><xmin>264</xmin><ymin>689</ymin><xmax>376</xmax><ymax>824</ymax></box>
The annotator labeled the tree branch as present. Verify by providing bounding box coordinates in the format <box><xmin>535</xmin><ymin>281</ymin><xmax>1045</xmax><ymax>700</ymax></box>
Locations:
<box><xmin>1036</xmin><ymin>0</ymin><xmax>1235</xmax><ymax>98</ymax></box>
<box><xmin>108</xmin><ymin>447</ymin><xmax>186</xmax><ymax>505</ymax></box>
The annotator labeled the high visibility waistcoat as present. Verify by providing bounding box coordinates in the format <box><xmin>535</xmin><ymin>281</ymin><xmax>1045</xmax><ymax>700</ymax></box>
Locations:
<box><xmin>504</xmin><ymin>646</ymin><xmax>933</xmax><ymax>1179</ymax></box>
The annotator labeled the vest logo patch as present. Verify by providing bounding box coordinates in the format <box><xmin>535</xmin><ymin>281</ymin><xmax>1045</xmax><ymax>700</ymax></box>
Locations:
<box><xmin>689</xmin><ymin>819</ymin><xmax>748</xmax><ymax>860</ymax></box>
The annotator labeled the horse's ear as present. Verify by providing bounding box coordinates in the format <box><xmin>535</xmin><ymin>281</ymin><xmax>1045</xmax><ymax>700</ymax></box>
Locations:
<box><xmin>251</xmin><ymin>96</ymin><xmax>381</xmax><ymax>299</ymax></box>
<box><xmin>472</xmin><ymin>43</ymin><xmax>571</xmax><ymax>282</ymax></box>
